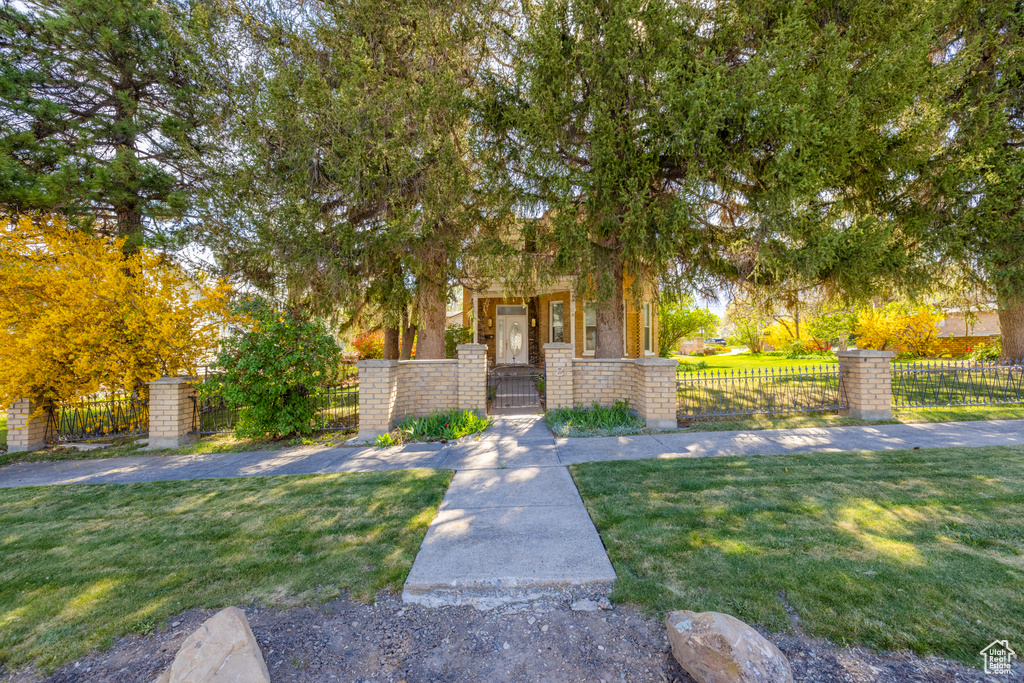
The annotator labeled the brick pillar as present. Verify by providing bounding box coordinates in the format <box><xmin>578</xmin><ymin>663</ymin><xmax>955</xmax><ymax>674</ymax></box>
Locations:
<box><xmin>457</xmin><ymin>344</ymin><xmax>487</xmax><ymax>417</ymax></box>
<box><xmin>146</xmin><ymin>376</ymin><xmax>197</xmax><ymax>450</ymax></box>
<box><xmin>837</xmin><ymin>349</ymin><xmax>895</xmax><ymax>420</ymax></box>
<box><xmin>542</xmin><ymin>343</ymin><xmax>574</xmax><ymax>409</ymax></box>
<box><xmin>6</xmin><ymin>397</ymin><xmax>48</xmax><ymax>453</ymax></box>
<box><xmin>635</xmin><ymin>357</ymin><xmax>678</xmax><ymax>429</ymax></box>
<box><xmin>354</xmin><ymin>359</ymin><xmax>399</xmax><ymax>443</ymax></box>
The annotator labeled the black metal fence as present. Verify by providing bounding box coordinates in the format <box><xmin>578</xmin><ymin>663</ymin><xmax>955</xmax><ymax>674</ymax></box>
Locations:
<box><xmin>191</xmin><ymin>367</ymin><xmax>359</xmax><ymax>434</ymax></box>
<box><xmin>677</xmin><ymin>365</ymin><xmax>848</xmax><ymax>420</ymax></box>
<box><xmin>43</xmin><ymin>392</ymin><xmax>149</xmax><ymax>444</ymax></box>
<box><xmin>487</xmin><ymin>364</ymin><xmax>546</xmax><ymax>413</ymax></box>
<box><xmin>891</xmin><ymin>359</ymin><xmax>1024</xmax><ymax>408</ymax></box>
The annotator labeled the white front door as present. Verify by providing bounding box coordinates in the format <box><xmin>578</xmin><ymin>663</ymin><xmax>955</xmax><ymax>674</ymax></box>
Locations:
<box><xmin>495</xmin><ymin>306</ymin><xmax>528</xmax><ymax>364</ymax></box>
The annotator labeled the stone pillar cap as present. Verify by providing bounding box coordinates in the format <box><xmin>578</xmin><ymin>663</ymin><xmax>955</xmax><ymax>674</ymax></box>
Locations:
<box><xmin>835</xmin><ymin>349</ymin><xmax>895</xmax><ymax>358</ymax></box>
<box><xmin>356</xmin><ymin>359</ymin><xmax>399</xmax><ymax>367</ymax></box>
<box><xmin>455</xmin><ymin>343</ymin><xmax>486</xmax><ymax>351</ymax></box>
<box><xmin>542</xmin><ymin>342</ymin><xmax>573</xmax><ymax>350</ymax></box>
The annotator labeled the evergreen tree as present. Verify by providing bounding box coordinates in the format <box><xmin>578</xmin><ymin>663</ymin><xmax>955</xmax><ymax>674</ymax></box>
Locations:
<box><xmin>486</xmin><ymin>0</ymin><xmax>939</xmax><ymax>357</ymax></box>
<box><xmin>0</xmin><ymin>0</ymin><xmax>219</xmax><ymax>254</ymax></box>
<box><xmin>918</xmin><ymin>0</ymin><xmax>1024</xmax><ymax>358</ymax></box>
<box><xmin>200</xmin><ymin>0</ymin><xmax>504</xmax><ymax>358</ymax></box>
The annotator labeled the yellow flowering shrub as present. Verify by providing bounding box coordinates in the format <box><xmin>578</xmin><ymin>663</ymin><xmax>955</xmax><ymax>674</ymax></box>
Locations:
<box><xmin>854</xmin><ymin>304</ymin><xmax>942</xmax><ymax>356</ymax></box>
<box><xmin>0</xmin><ymin>216</ymin><xmax>233</xmax><ymax>413</ymax></box>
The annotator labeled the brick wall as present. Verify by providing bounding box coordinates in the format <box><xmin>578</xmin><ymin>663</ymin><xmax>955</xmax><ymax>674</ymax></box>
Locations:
<box><xmin>543</xmin><ymin>343</ymin><xmax>574</xmax><ymax>408</ymax></box>
<box><xmin>355</xmin><ymin>359</ymin><xmax>399</xmax><ymax>442</ymax></box>
<box><xmin>569</xmin><ymin>357</ymin><xmax>677</xmax><ymax>428</ymax></box>
<box><xmin>146</xmin><ymin>376</ymin><xmax>197</xmax><ymax>449</ymax></box>
<box><xmin>933</xmin><ymin>335</ymin><xmax>999</xmax><ymax>356</ymax></box>
<box><xmin>836</xmin><ymin>349</ymin><xmax>894</xmax><ymax>419</ymax></box>
<box><xmin>6</xmin><ymin>397</ymin><xmax>47</xmax><ymax>453</ymax></box>
<box><xmin>457</xmin><ymin>344</ymin><xmax>487</xmax><ymax>416</ymax></box>
<box><xmin>394</xmin><ymin>360</ymin><xmax>458</xmax><ymax>419</ymax></box>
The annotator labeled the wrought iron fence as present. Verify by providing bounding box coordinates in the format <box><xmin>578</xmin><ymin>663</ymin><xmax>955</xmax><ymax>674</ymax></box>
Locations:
<box><xmin>677</xmin><ymin>365</ymin><xmax>848</xmax><ymax>420</ymax></box>
<box><xmin>891</xmin><ymin>358</ymin><xmax>1024</xmax><ymax>408</ymax></box>
<box><xmin>44</xmin><ymin>392</ymin><xmax>149</xmax><ymax>444</ymax></box>
<box><xmin>191</xmin><ymin>366</ymin><xmax>359</xmax><ymax>434</ymax></box>
<box><xmin>487</xmin><ymin>364</ymin><xmax>546</xmax><ymax>413</ymax></box>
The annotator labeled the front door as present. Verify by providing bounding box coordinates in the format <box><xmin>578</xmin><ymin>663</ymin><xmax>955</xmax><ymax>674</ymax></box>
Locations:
<box><xmin>495</xmin><ymin>305</ymin><xmax>528</xmax><ymax>364</ymax></box>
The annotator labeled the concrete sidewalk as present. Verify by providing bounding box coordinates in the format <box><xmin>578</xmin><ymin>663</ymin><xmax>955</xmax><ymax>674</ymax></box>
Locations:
<box><xmin>403</xmin><ymin>416</ymin><xmax>616</xmax><ymax>608</ymax></box>
<box><xmin>2</xmin><ymin>418</ymin><xmax>1023</xmax><ymax>489</ymax></box>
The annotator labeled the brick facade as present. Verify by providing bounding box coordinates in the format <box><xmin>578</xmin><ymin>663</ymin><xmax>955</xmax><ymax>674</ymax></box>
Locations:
<box><xmin>6</xmin><ymin>397</ymin><xmax>47</xmax><ymax>453</ymax></box>
<box><xmin>836</xmin><ymin>349</ymin><xmax>895</xmax><ymax>420</ymax></box>
<box><xmin>146</xmin><ymin>376</ymin><xmax>197</xmax><ymax>449</ymax></box>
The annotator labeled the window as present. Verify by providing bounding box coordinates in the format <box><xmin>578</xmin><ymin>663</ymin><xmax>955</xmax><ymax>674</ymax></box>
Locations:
<box><xmin>584</xmin><ymin>303</ymin><xmax>597</xmax><ymax>353</ymax></box>
<box><xmin>550</xmin><ymin>301</ymin><xmax>564</xmax><ymax>343</ymax></box>
<box><xmin>643</xmin><ymin>303</ymin><xmax>653</xmax><ymax>354</ymax></box>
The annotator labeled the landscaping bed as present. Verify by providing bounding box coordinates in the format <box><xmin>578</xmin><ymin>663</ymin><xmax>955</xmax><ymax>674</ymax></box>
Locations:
<box><xmin>0</xmin><ymin>470</ymin><xmax>451</xmax><ymax>671</ymax></box>
<box><xmin>545</xmin><ymin>401</ymin><xmax>648</xmax><ymax>437</ymax></box>
<box><xmin>570</xmin><ymin>445</ymin><xmax>1024</xmax><ymax>666</ymax></box>
<box><xmin>5</xmin><ymin>593</ymin><xmax>1003</xmax><ymax>683</ymax></box>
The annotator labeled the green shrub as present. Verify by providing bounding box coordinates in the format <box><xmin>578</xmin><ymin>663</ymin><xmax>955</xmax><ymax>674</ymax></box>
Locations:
<box><xmin>206</xmin><ymin>299</ymin><xmax>341</xmax><ymax>439</ymax></box>
<box><xmin>445</xmin><ymin>325</ymin><xmax>474</xmax><ymax>358</ymax></box>
<box><xmin>545</xmin><ymin>400</ymin><xmax>646</xmax><ymax>437</ymax></box>
<box><xmin>968</xmin><ymin>339</ymin><xmax>1001</xmax><ymax>361</ymax></box>
<box><xmin>384</xmin><ymin>409</ymin><xmax>489</xmax><ymax>445</ymax></box>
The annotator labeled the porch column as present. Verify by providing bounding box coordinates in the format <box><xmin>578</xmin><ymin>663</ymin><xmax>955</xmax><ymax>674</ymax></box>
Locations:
<box><xmin>836</xmin><ymin>349</ymin><xmax>894</xmax><ymax>420</ymax></box>
<box><xmin>457</xmin><ymin>344</ymin><xmax>488</xmax><ymax>417</ymax></box>
<box><xmin>543</xmin><ymin>343</ymin><xmax>574</xmax><ymax>409</ymax></box>
<box><xmin>472</xmin><ymin>293</ymin><xmax>479</xmax><ymax>343</ymax></box>
<box><xmin>354</xmin><ymin>359</ymin><xmax>399</xmax><ymax>443</ymax></box>
<box><xmin>6</xmin><ymin>397</ymin><xmax>48</xmax><ymax>453</ymax></box>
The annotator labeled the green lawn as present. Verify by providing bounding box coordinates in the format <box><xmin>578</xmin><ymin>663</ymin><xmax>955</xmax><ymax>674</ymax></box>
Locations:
<box><xmin>676</xmin><ymin>353</ymin><xmax>838</xmax><ymax>372</ymax></box>
<box><xmin>0</xmin><ymin>429</ymin><xmax>358</xmax><ymax>469</ymax></box>
<box><xmin>0</xmin><ymin>470</ymin><xmax>451</xmax><ymax>671</ymax></box>
<box><xmin>0</xmin><ymin>413</ymin><xmax>6</xmax><ymax>451</ymax></box>
<box><xmin>570</xmin><ymin>446</ymin><xmax>1024</xmax><ymax>665</ymax></box>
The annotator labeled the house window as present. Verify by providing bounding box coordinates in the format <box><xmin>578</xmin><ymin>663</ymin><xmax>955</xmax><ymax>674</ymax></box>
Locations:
<box><xmin>584</xmin><ymin>303</ymin><xmax>597</xmax><ymax>353</ymax></box>
<box><xmin>643</xmin><ymin>303</ymin><xmax>653</xmax><ymax>354</ymax></box>
<box><xmin>550</xmin><ymin>301</ymin><xmax>564</xmax><ymax>343</ymax></box>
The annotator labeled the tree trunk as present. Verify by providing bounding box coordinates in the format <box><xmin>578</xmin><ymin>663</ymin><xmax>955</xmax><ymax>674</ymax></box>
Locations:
<box><xmin>594</xmin><ymin>257</ymin><xmax>625</xmax><ymax>358</ymax></box>
<box><xmin>997</xmin><ymin>293</ymin><xmax>1024</xmax><ymax>360</ymax></box>
<box><xmin>383</xmin><ymin>326</ymin><xmax>400</xmax><ymax>360</ymax></box>
<box><xmin>400</xmin><ymin>307</ymin><xmax>417</xmax><ymax>360</ymax></box>
<box><xmin>416</xmin><ymin>257</ymin><xmax>448</xmax><ymax>359</ymax></box>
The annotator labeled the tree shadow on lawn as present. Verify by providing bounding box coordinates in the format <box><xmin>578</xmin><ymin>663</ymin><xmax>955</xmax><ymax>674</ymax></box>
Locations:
<box><xmin>569</xmin><ymin>446</ymin><xmax>1024</xmax><ymax>666</ymax></box>
<box><xmin>0</xmin><ymin>469</ymin><xmax>452</xmax><ymax>673</ymax></box>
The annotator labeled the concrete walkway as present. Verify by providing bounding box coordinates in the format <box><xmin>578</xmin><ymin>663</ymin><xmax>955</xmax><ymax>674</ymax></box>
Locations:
<box><xmin>2</xmin><ymin>418</ymin><xmax>1023</xmax><ymax>489</ymax></box>
<box><xmin>401</xmin><ymin>416</ymin><xmax>616</xmax><ymax>608</ymax></box>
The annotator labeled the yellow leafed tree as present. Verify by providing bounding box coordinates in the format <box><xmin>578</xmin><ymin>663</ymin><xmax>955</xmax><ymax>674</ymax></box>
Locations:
<box><xmin>0</xmin><ymin>216</ymin><xmax>233</xmax><ymax>412</ymax></box>
<box><xmin>855</xmin><ymin>304</ymin><xmax>942</xmax><ymax>356</ymax></box>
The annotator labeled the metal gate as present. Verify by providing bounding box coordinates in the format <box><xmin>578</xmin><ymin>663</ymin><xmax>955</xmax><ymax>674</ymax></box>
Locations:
<box><xmin>487</xmin><ymin>365</ymin><xmax>546</xmax><ymax>413</ymax></box>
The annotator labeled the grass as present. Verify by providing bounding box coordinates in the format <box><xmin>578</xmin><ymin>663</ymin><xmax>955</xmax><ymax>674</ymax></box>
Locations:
<box><xmin>0</xmin><ymin>469</ymin><xmax>452</xmax><ymax>672</ymax></box>
<box><xmin>0</xmin><ymin>430</ymin><xmax>357</xmax><ymax>469</ymax></box>
<box><xmin>677</xmin><ymin>404</ymin><xmax>1024</xmax><ymax>433</ymax></box>
<box><xmin>546</xmin><ymin>400</ymin><xmax>647</xmax><ymax>437</ymax></box>
<box><xmin>0</xmin><ymin>413</ymin><xmax>6</xmax><ymax>452</ymax></box>
<box><xmin>675</xmin><ymin>353</ymin><xmax>838</xmax><ymax>372</ymax></box>
<box><xmin>570</xmin><ymin>446</ymin><xmax>1024</xmax><ymax>665</ymax></box>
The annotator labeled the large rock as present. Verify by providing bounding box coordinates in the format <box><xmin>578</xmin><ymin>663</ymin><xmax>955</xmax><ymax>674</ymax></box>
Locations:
<box><xmin>665</xmin><ymin>610</ymin><xmax>793</xmax><ymax>683</ymax></box>
<box><xmin>154</xmin><ymin>607</ymin><xmax>270</xmax><ymax>683</ymax></box>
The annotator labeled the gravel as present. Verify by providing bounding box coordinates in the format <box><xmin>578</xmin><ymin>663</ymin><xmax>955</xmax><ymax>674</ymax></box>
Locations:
<box><xmin>3</xmin><ymin>592</ymin><xmax>1018</xmax><ymax>683</ymax></box>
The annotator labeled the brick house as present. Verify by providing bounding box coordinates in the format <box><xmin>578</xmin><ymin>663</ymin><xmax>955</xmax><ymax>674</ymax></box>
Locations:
<box><xmin>461</xmin><ymin>272</ymin><xmax>659</xmax><ymax>366</ymax></box>
<box><xmin>935</xmin><ymin>306</ymin><xmax>1001</xmax><ymax>354</ymax></box>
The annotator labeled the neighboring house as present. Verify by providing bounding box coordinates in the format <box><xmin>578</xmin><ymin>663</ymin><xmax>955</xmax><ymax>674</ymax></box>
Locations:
<box><xmin>936</xmin><ymin>306</ymin><xmax>1001</xmax><ymax>354</ymax></box>
<box><xmin>461</xmin><ymin>273</ymin><xmax>659</xmax><ymax>366</ymax></box>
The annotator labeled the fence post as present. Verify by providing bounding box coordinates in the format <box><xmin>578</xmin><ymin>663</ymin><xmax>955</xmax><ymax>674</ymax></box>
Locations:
<box><xmin>542</xmin><ymin>343</ymin><xmax>574</xmax><ymax>409</ymax></box>
<box><xmin>354</xmin><ymin>359</ymin><xmax>399</xmax><ymax>443</ymax></box>
<box><xmin>836</xmin><ymin>349</ymin><xmax>895</xmax><ymax>420</ymax></box>
<box><xmin>457</xmin><ymin>344</ymin><xmax>488</xmax><ymax>418</ymax></box>
<box><xmin>146</xmin><ymin>376</ymin><xmax>197</xmax><ymax>450</ymax></box>
<box><xmin>634</xmin><ymin>357</ymin><xmax>679</xmax><ymax>429</ymax></box>
<box><xmin>6</xmin><ymin>398</ymin><xmax>48</xmax><ymax>453</ymax></box>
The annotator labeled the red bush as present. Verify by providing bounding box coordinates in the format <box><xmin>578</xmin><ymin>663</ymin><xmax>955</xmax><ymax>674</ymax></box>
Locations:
<box><xmin>351</xmin><ymin>330</ymin><xmax>385</xmax><ymax>359</ymax></box>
